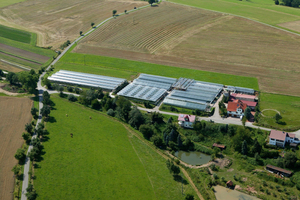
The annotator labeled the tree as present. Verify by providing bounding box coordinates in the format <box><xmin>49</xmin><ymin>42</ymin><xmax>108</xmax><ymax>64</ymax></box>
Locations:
<box><xmin>242</xmin><ymin>116</ymin><xmax>247</xmax><ymax>127</ymax></box>
<box><xmin>177</xmin><ymin>134</ymin><xmax>182</xmax><ymax>147</ymax></box>
<box><xmin>193</xmin><ymin>121</ymin><xmax>202</xmax><ymax>133</ymax></box>
<box><xmin>169</xmin><ymin>129</ymin><xmax>177</xmax><ymax>142</ymax></box>
<box><xmin>31</xmin><ymin>107</ymin><xmax>38</xmax><ymax>117</ymax></box>
<box><xmin>124</xmin><ymin>10</ymin><xmax>127</xmax><ymax>14</ymax></box>
<box><xmin>91</xmin><ymin>99</ymin><xmax>101</xmax><ymax>110</ymax></box>
<box><xmin>91</xmin><ymin>22</ymin><xmax>95</xmax><ymax>27</ymax></box>
<box><xmin>80</xmin><ymin>31</ymin><xmax>83</xmax><ymax>36</ymax></box>
<box><xmin>185</xmin><ymin>194</ymin><xmax>194</xmax><ymax>200</ymax></box>
<box><xmin>0</xmin><ymin>69</ymin><xmax>3</xmax><ymax>77</ymax></box>
<box><xmin>167</xmin><ymin>117</ymin><xmax>173</xmax><ymax>124</ymax></box>
<box><xmin>68</xmin><ymin>94</ymin><xmax>77</xmax><ymax>102</ymax></box>
<box><xmin>112</xmin><ymin>10</ymin><xmax>117</xmax><ymax>16</ymax></box>
<box><xmin>139</xmin><ymin>124</ymin><xmax>154</xmax><ymax>140</ymax></box>
<box><xmin>244</xmin><ymin>107</ymin><xmax>251</xmax><ymax>120</ymax></box>
<box><xmin>251</xmin><ymin>138</ymin><xmax>262</xmax><ymax>155</ymax></box>
<box><xmin>6</xmin><ymin>72</ymin><xmax>18</xmax><ymax>85</ymax></box>
<box><xmin>275</xmin><ymin>0</ymin><xmax>279</xmax><ymax>4</ymax></box>
<box><xmin>241</xmin><ymin>140</ymin><xmax>248</xmax><ymax>155</ymax></box>
<box><xmin>41</xmin><ymin>105</ymin><xmax>50</xmax><ymax>118</ymax></box>
<box><xmin>43</xmin><ymin>77</ymin><xmax>51</xmax><ymax>89</ymax></box>
<box><xmin>14</xmin><ymin>148</ymin><xmax>26</xmax><ymax>162</ymax></box>
<box><xmin>12</xmin><ymin>165</ymin><xmax>21</xmax><ymax>176</ymax></box>
<box><xmin>107</xmin><ymin>109</ymin><xmax>115</xmax><ymax>117</ymax></box>
<box><xmin>22</xmin><ymin>132</ymin><xmax>31</xmax><ymax>142</ymax></box>
<box><xmin>42</xmin><ymin>91</ymin><xmax>51</xmax><ymax>105</ymax></box>
<box><xmin>116</xmin><ymin>97</ymin><xmax>131</xmax><ymax>121</ymax></box>
<box><xmin>151</xmin><ymin>135</ymin><xmax>163</xmax><ymax>147</ymax></box>
<box><xmin>166</xmin><ymin>159</ymin><xmax>180</xmax><ymax>175</ymax></box>
<box><xmin>129</xmin><ymin>107</ymin><xmax>145</xmax><ymax>129</ymax></box>
<box><xmin>284</xmin><ymin>152</ymin><xmax>297</xmax><ymax>168</ymax></box>
<box><xmin>25</xmin><ymin>123</ymin><xmax>33</xmax><ymax>134</ymax></box>
<box><xmin>148</xmin><ymin>0</ymin><xmax>155</xmax><ymax>6</ymax></box>
<box><xmin>28</xmin><ymin>147</ymin><xmax>40</xmax><ymax>161</ymax></box>
<box><xmin>275</xmin><ymin>113</ymin><xmax>282</xmax><ymax>123</ymax></box>
<box><xmin>150</xmin><ymin>111</ymin><xmax>164</xmax><ymax>124</ymax></box>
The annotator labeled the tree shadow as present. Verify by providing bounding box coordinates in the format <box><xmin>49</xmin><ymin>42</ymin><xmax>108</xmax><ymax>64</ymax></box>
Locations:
<box><xmin>47</xmin><ymin>116</ymin><xmax>56</xmax><ymax>123</ymax></box>
<box><xmin>42</xmin><ymin>136</ymin><xmax>50</xmax><ymax>142</ymax></box>
<box><xmin>34</xmin><ymin>163</ymin><xmax>41</xmax><ymax>169</ymax></box>
<box><xmin>173</xmin><ymin>175</ymin><xmax>188</xmax><ymax>185</ymax></box>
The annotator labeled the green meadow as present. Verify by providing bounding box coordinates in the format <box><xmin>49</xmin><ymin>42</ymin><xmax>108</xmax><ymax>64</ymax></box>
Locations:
<box><xmin>58</xmin><ymin>53</ymin><xmax>259</xmax><ymax>90</ymax></box>
<box><xmin>258</xmin><ymin>93</ymin><xmax>300</xmax><ymax>131</ymax></box>
<box><xmin>169</xmin><ymin>0</ymin><xmax>300</xmax><ymax>26</ymax></box>
<box><xmin>0</xmin><ymin>0</ymin><xmax>26</xmax><ymax>8</ymax></box>
<box><xmin>0</xmin><ymin>24</ymin><xmax>32</xmax><ymax>44</ymax></box>
<box><xmin>34</xmin><ymin>96</ymin><xmax>197</xmax><ymax>199</ymax></box>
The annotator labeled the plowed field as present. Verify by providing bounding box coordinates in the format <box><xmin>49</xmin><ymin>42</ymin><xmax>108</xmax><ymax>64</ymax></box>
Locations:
<box><xmin>0</xmin><ymin>0</ymin><xmax>147</xmax><ymax>48</ymax></box>
<box><xmin>74</xmin><ymin>2</ymin><xmax>300</xmax><ymax>96</ymax></box>
<box><xmin>0</xmin><ymin>97</ymin><xmax>32</xmax><ymax>200</ymax></box>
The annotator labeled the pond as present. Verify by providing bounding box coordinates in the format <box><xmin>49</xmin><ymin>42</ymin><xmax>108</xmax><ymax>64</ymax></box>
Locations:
<box><xmin>174</xmin><ymin>151</ymin><xmax>211</xmax><ymax>165</ymax></box>
<box><xmin>214</xmin><ymin>185</ymin><xmax>261</xmax><ymax>200</ymax></box>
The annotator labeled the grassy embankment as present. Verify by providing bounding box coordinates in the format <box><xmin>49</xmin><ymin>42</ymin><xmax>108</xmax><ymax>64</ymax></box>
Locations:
<box><xmin>0</xmin><ymin>25</ymin><xmax>55</xmax><ymax>71</ymax></box>
<box><xmin>169</xmin><ymin>0</ymin><xmax>300</xmax><ymax>27</ymax></box>
<box><xmin>34</xmin><ymin>96</ymin><xmax>197</xmax><ymax>199</ymax></box>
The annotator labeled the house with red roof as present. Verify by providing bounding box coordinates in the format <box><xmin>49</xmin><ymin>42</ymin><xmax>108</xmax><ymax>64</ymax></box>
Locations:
<box><xmin>230</xmin><ymin>93</ymin><xmax>257</xmax><ymax>110</ymax></box>
<box><xmin>227</xmin><ymin>99</ymin><xmax>248</xmax><ymax>118</ymax></box>
<box><xmin>178</xmin><ymin>114</ymin><xmax>196</xmax><ymax>128</ymax></box>
<box><xmin>269</xmin><ymin>130</ymin><xmax>299</xmax><ymax>147</ymax></box>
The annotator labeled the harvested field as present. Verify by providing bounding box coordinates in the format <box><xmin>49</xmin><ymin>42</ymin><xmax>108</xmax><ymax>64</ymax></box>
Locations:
<box><xmin>0</xmin><ymin>43</ymin><xmax>49</xmax><ymax>63</ymax></box>
<box><xmin>0</xmin><ymin>60</ymin><xmax>23</xmax><ymax>72</ymax></box>
<box><xmin>74</xmin><ymin>2</ymin><xmax>300</xmax><ymax>95</ymax></box>
<box><xmin>0</xmin><ymin>0</ymin><xmax>147</xmax><ymax>48</ymax></box>
<box><xmin>0</xmin><ymin>97</ymin><xmax>32</xmax><ymax>200</ymax></box>
<box><xmin>0</xmin><ymin>51</ymin><xmax>41</xmax><ymax>66</ymax></box>
<box><xmin>279</xmin><ymin>20</ymin><xmax>300</xmax><ymax>33</ymax></box>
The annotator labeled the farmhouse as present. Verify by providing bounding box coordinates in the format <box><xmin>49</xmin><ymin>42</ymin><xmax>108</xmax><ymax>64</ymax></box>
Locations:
<box><xmin>227</xmin><ymin>99</ymin><xmax>247</xmax><ymax>118</ymax></box>
<box><xmin>268</xmin><ymin>130</ymin><xmax>298</xmax><ymax>147</ymax></box>
<box><xmin>178</xmin><ymin>114</ymin><xmax>196</xmax><ymax>128</ymax></box>
<box><xmin>266</xmin><ymin>164</ymin><xmax>292</xmax><ymax>177</ymax></box>
<box><xmin>230</xmin><ymin>93</ymin><xmax>257</xmax><ymax>110</ymax></box>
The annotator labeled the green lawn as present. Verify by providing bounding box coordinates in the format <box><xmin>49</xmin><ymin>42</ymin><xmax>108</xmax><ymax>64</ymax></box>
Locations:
<box><xmin>258</xmin><ymin>93</ymin><xmax>300</xmax><ymax>131</ymax></box>
<box><xmin>59</xmin><ymin>52</ymin><xmax>259</xmax><ymax>90</ymax></box>
<box><xmin>0</xmin><ymin>0</ymin><xmax>26</xmax><ymax>8</ymax></box>
<box><xmin>0</xmin><ymin>24</ymin><xmax>32</xmax><ymax>44</ymax></box>
<box><xmin>169</xmin><ymin>0</ymin><xmax>300</xmax><ymax>26</ymax></box>
<box><xmin>34</xmin><ymin>96</ymin><xmax>197</xmax><ymax>199</ymax></box>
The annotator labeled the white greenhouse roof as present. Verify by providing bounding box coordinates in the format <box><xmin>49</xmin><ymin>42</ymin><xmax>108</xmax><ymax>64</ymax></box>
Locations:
<box><xmin>163</xmin><ymin>98</ymin><xmax>208</xmax><ymax>111</ymax></box>
<box><xmin>48</xmin><ymin>70</ymin><xmax>126</xmax><ymax>91</ymax></box>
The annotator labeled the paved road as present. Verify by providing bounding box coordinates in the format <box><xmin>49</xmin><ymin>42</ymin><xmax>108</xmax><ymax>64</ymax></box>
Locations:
<box><xmin>20</xmin><ymin>2</ymin><xmax>160</xmax><ymax>199</ymax></box>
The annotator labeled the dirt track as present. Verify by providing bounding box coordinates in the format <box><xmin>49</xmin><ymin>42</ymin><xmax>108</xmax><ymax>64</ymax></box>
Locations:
<box><xmin>0</xmin><ymin>97</ymin><xmax>32</xmax><ymax>200</ymax></box>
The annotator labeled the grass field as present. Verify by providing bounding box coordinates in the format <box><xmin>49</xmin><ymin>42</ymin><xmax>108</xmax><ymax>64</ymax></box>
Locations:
<box><xmin>0</xmin><ymin>96</ymin><xmax>32</xmax><ymax>200</ymax></box>
<box><xmin>0</xmin><ymin>24</ymin><xmax>32</xmax><ymax>43</ymax></box>
<box><xmin>73</xmin><ymin>2</ymin><xmax>300</xmax><ymax>96</ymax></box>
<box><xmin>0</xmin><ymin>0</ymin><xmax>26</xmax><ymax>8</ymax></box>
<box><xmin>169</xmin><ymin>0</ymin><xmax>300</xmax><ymax>27</ymax></box>
<box><xmin>258</xmin><ymin>93</ymin><xmax>300</xmax><ymax>131</ymax></box>
<box><xmin>58</xmin><ymin>52</ymin><xmax>259</xmax><ymax>89</ymax></box>
<box><xmin>34</xmin><ymin>96</ymin><xmax>197</xmax><ymax>199</ymax></box>
<box><xmin>0</xmin><ymin>0</ymin><xmax>148</xmax><ymax>48</ymax></box>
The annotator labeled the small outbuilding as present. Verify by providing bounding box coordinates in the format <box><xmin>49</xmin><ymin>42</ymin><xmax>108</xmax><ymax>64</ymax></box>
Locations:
<box><xmin>213</xmin><ymin>143</ymin><xmax>226</xmax><ymax>150</ymax></box>
<box><xmin>226</xmin><ymin>180</ymin><xmax>233</xmax><ymax>187</ymax></box>
<box><xmin>266</xmin><ymin>164</ymin><xmax>293</xmax><ymax>177</ymax></box>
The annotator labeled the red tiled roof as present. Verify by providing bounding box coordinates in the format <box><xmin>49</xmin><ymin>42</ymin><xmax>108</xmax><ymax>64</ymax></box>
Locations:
<box><xmin>241</xmin><ymin>100</ymin><xmax>257</xmax><ymax>107</ymax></box>
<box><xmin>269</xmin><ymin>130</ymin><xmax>295</xmax><ymax>141</ymax></box>
<box><xmin>178</xmin><ymin>114</ymin><xmax>196</xmax><ymax>122</ymax></box>
<box><xmin>213</xmin><ymin>143</ymin><xmax>226</xmax><ymax>149</ymax></box>
<box><xmin>227</xmin><ymin>100</ymin><xmax>247</xmax><ymax>112</ymax></box>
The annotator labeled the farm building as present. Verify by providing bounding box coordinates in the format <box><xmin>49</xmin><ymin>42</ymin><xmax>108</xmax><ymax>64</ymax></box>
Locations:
<box><xmin>178</xmin><ymin>114</ymin><xmax>196</xmax><ymax>128</ymax></box>
<box><xmin>48</xmin><ymin>70</ymin><xmax>127</xmax><ymax>91</ymax></box>
<box><xmin>268</xmin><ymin>130</ymin><xmax>299</xmax><ymax>147</ymax></box>
<box><xmin>227</xmin><ymin>86</ymin><xmax>255</xmax><ymax>95</ymax></box>
<box><xmin>227</xmin><ymin>99</ymin><xmax>248</xmax><ymax>118</ymax></box>
<box><xmin>163</xmin><ymin>79</ymin><xmax>223</xmax><ymax>111</ymax></box>
<box><xmin>213</xmin><ymin>143</ymin><xmax>226</xmax><ymax>150</ymax></box>
<box><xmin>229</xmin><ymin>93</ymin><xmax>257</xmax><ymax>110</ymax></box>
<box><xmin>266</xmin><ymin>164</ymin><xmax>292</xmax><ymax>177</ymax></box>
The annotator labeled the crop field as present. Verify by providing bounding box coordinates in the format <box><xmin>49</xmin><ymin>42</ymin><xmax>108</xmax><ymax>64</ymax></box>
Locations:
<box><xmin>0</xmin><ymin>97</ymin><xmax>32</xmax><ymax>200</ymax></box>
<box><xmin>34</xmin><ymin>96</ymin><xmax>197</xmax><ymax>199</ymax></box>
<box><xmin>169</xmin><ymin>0</ymin><xmax>300</xmax><ymax>27</ymax></box>
<box><xmin>73</xmin><ymin>2</ymin><xmax>300</xmax><ymax>96</ymax></box>
<box><xmin>0</xmin><ymin>60</ymin><xmax>23</xmax><ymax>72</ymax></box>
<box><xmin>0</xmin><ymin>24</ymin><xmax>32</xmax><ymax>44</ymax></box>
<box><xmin>0</xmin><ymin>0</ymin><xmax>148</xmax><ymax>48</ymax></box>
<box><xmin>0</xmin><ymin>0</ymin><xmax>26</xmax><ymax>8</ymax></box>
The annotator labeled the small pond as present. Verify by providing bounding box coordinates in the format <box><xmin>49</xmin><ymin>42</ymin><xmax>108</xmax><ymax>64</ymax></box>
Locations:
<box><xmin>174</xmin><ymin>151</ymin><xmax>211</xmax><ymax>165</ymax></box>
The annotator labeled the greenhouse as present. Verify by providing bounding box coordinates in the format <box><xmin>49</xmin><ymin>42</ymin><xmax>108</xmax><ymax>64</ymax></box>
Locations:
<box><xmin>48</xmin><ymin>70</ymin><xmax>127</xmax><ymax>91</ymax></box>
<box><xmin>227</xmin><ymin>86</ymin><xmax>255</xmax><ymax>95</ymax></box>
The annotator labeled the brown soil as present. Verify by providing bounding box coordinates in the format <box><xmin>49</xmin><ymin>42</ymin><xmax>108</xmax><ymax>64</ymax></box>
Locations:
<box><xmin>0</xmin><ymin>51</ymin><xmax>41</xmax><ymax>66</ymax></box>
<box><xmin>74</xmin><ymin>2</ymin><xmax>300</xmax><ymax>96</ymax></box>
<box><xmin>0</xmin><ymin>0</ymin><xmax>148</xmax><ymax>48</ymax></box>
<box><xmin>0</xmin><ymin>97</ymin><xmax>32</xmax><ymax>200</ymax></box>
<box><xmin>0</xmin><ymin>61</ymin><xmax>23</xmax><ymax>72</ymax></box>
<box><xmin>0</xmin><ymin>43</ymin><xmax>49</xmax><ymax>63</ymax></box>
<box><xmin>279</xmin><ymin>20</ymin><xmax>300</xmax><ymax>33</ymax></box>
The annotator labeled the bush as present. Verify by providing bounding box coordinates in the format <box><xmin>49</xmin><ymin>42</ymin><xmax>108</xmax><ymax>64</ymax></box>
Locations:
<box><xmin>68</xmin><ymin>94</ymin><xmax>77</xmax><ymax>102</ymax></box>
<box><xmin>107</xmin><ymin>109</ymin><xmax>115</xmax><ymax>117</ymax></box>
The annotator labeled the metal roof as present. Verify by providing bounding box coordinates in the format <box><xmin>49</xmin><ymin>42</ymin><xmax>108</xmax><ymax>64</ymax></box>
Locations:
<box><xmin>227</xmin><ymin>86</ymin><xmax>254</xmax><ymax>94</ymax></box>
<box><xmin>138</xmin><ymin>73</ymin><xmax>177</xmax><ymax>85</ymax></box>
<box><xmin>163</xmin><ymin>98</ymin><xmax>208</xmax><ymax>110</ymax></box>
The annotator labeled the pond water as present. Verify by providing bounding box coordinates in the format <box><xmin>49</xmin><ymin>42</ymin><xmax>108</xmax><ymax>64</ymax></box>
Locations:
<box><xmin>174</xmin><ymin>151</ymin><xmax>211</xmax><ymax>165</ymax></box>
<box><xmin>214</xmin><ymin>185</ymin><xmax>261</xmax><ymax>200</ymax></box>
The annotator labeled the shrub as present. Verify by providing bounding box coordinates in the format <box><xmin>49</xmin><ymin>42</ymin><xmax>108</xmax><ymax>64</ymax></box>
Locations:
<box><xmin>68</xmin><ymin>94</ymin><xmax>77</xmax><ymax>102</ymax></box>
<box><xmin>107</xmin><ymin>109</ymin><xmax>115</xmax><ymax>117</ymax></box>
